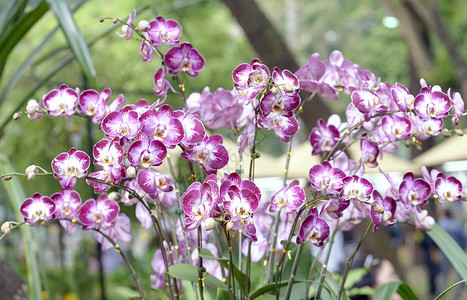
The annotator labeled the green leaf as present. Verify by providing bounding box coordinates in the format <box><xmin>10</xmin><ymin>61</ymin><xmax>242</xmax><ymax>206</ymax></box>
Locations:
<box><xmin>427</xmin><ymin>223</ymin><xmax>467</xmax><ymax>280</ymax></box>
<box><xmin>249</xmin><ymin>281</ymin><xmax>295</xmax><ymax>300</ymax></box>
<box><xmin>46</xmin><ymin>0</ymin><xmax>98</xmax><ymax>89</ymax></box>
<box><xmin>0</xmin><ymin>0</ymin><xmax>27</xmax><ymax>33</ymax></box>
<box><xmin>150</xmin><ymin>289</ymin><xmax>171</xmax><ymax>300</ymax></box>
<box><xmin>434</xmin><ymin>279</ymin><xmax>467</xmax><ymax>300</ymax></box>
<box><xmin>168</xmin><ymin>263</ymin><xmax>226</xmax><ymax>290</ymax></box>
<box><xmin>0</xmin><ymin>153</ymin><xmax>42</xmax><ymax>300</ymax></box>
<box><xmin>0</xmin><ymin>0</ymin><xmax>48</xmax><ymax>79</ymax></box>
<box><xmin>216</xmin><ymin>288</ymin><xmax>230</xmax><ymax>300</ymax></box>
<box><xmin>374</xmin><ymin>281</ymin><xmax>419</xmax><ymax>300</ymax></box>
<box><xmin>199</xmin><ymin>247</ymin><xmax>248</xmax><ymax>295</ymax></box>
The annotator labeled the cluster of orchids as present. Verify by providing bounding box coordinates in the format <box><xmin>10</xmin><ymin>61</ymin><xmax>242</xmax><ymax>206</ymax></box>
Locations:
<box><xmin>2</xmin><ymin>8</ymin><xmax>466</xmax><ymax>300</ymax></box>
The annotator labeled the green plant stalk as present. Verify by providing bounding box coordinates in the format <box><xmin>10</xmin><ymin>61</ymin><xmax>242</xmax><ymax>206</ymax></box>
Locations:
<box><xmin>306</xmin><ymin>246</ymin><xmax>324</xmax><ymax>298</ymax></box>
<box><xmin>245</xmin><ymin>240</ymin><xmax>252</xmax><ymax>299</ymax></box>
<box><xmin>197</xmin><ymin>226</ymin><xmax>205</xmax><ymax>300</ymax></box>
<box><xmin>337</xmin><ymin>221</ymin><xmax>372</xmax><ymax>300</ymax></box>
<box><xmin>225</xmin><ymin>229</ymin><xmax>236</xmax><ymax>300</ymax></box>
<box><xmin>434</xmin><ymin>279</ymin><xmax>467</xmax><ymax>300</ymax></box>
<box><xmin>284</xmin><ymin>243</ymin><xmax>304</xmax><ymax>300</ymax></box>
<box><xmin>0</xmin><ymin>153</ymin><xmax>43</xmax><ymax>300</ymax></box>
<box><xmin>315</xmin><ymin>223</ymin><xmax>339</xmax><ymax>300</ymax></box>
<box><xmin>94</xmin><ymin>228</ymin><xmax>145</xmax><ymax>300</ymax></box>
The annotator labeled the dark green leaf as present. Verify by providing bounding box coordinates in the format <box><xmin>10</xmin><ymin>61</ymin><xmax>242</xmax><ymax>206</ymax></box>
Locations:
<box><xmin>374</xmin><ymin>281</ymin><xmax>419</xmax><ymax>300</ymax></box>
<box><xmin>249</xmin><ymin>281</ymin><xmax>295</xmax><ymax>300</ymax></box>
<box><xmin>434</xmin><ymin>279</ymin><xmax>466</xmax><ymax>300</ymax></box>
<box><xmin>427</xmin><ymin>223</ymin><xmax>467</xmax><ymax>280</ymax></box>
<box><xmin>0</xmin><ymin>0</ymin><xmax>48</xmax><ymax>79</ymax></box>
<box><xmin>46</xmin><ymin>0</ymin><xmax>98</xmax><ymax>89</ymax></box>
<box><xmin>199</xmin><ymin>247</ymin><xmax>248</xmax><ymax>295</ymax></box>
<box><xmin>216</xmin><ymin>288</ymin><xmax>230</xmax><ymax>300</ymax></box>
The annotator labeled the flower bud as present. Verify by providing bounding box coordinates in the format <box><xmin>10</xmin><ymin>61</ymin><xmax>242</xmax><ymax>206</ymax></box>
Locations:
<box><xmin>2</xmin><ymin>175</ymin><xmax>12</xmax><ymax>181</ymax></box>
<box><xmin>455</xmin><ymin>129</ymin><xmax>464</xmax><ymax>136</ymax></box>
<box><xmin>99</xmin><ymin>18</ymin><xmax>105</xmax><ymax>23</ymax></box>
<box><xmin>13</xmin><ymin>113</ymin><xmax>21</xmax><ymax>120</ymax></box>
<box><xmin>126</xmin><ymin>166</ymin><xmax>137</xmax><ymax>178</ymax></box>
<box><xmin>442</xmin><ymin>128</ymin><xmax>451</xmax><ymax>137</ymax></box>
<box><xmin>1</xmin><ymin>221</ymin><xmax>14</xmax><ymax>236</ymax></box>
<box><xmin>373</xmin><ymin>203</ymin><xmax>384</xmax><ymax>214</ymax></box>
<box><xmin>25</xmin><ymin>165</ymin><xmax>38</xmax><ymax>181</ymax></box>
<box><xmin>137</xmin><ymin>20</ymin><xmax>150</xmax><ymax>32</ymax></box>
<box><xmin>112</xmin><ymin>18</ymin><xmax>118</xmax><ymax>24</ymax></box>
<box><xmin>108</xmin><ymin>191</ymin><xmax>120</xmax><ymax>201</ymax></box>
<box><xmin>225</xmin><ymin>220</ymin><xmax>234</xmax><ymax>232</ymax></box>
<box><xmin>203</xmin><ymin>218</ymin><xmax>216</xmax><ymax>231</ymax></box>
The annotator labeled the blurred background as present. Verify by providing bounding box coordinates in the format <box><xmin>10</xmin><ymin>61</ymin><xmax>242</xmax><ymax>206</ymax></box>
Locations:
<box><xmin>0</xmin><ymin>0</ymin><xmax>466</xmax><ymax>299</ymax></box>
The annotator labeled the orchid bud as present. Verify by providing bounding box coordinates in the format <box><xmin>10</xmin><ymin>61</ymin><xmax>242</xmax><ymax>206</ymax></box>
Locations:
<box><xmin>225</xmin><ymin>220</ymin><xmax>234</xmax><ymax>232</ymax></box>
<box><xmin>126</xmin><ymin>166</ymin><xmax>137</xmax><ymax>178</ymax></box>
<box><xmin>203</xmin><ymin>218</ymin><xmax>216</xmax><ymax>231</ymax></box>
<box><xmin>137</xmin><ymin>20</ymin><xmax>150</xmax><ymax>32</ymax></box>
<box><xmin>99</xmin><ymin>18</ymin><xmax>105</xmax><ymax>23</ymax></box>
<box><xmin>25</xmin><ymin>165</ymin><xmax>38</xmax><ymax>181</ymax></box>
<box><xmin>442</xmin><ymin>128</ymin><xmax>451</xmax><ymax>137</ymax></box>
<box><xmin>13</xmin><ymin>113</ymin><xmax>21</xmax><ymax>120</ymax></box>
<box><xmin>112</xmin><ymin>18</ymin><xmax>118</xmax><ymax>24</ymax></box>
<box><xmin>2</xmin><ymin>175</ymin><xmax>12</xmax><ymax>181</ymax></box>
<box><xmin>108</xmin><ymin>191</ymin><xmax>120</xmax><ymax>201</ymax></box>
<box><xmin>1</xmin><ymin>221</ymin><xmax>14</xmax><ymax>236</ymax></box>
<box><xmin>455</xmin><ymin>129</ymin><xmax>464</xmax><ymax>136</ymax></box>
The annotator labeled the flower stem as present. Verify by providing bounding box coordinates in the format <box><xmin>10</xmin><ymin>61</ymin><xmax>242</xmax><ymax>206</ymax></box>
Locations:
<box><xmin>284</xmin><ymin>243</ymin><xmax>304</xmax><ymax>300</ymax></box>
<box><xmin>337</xmin><ymin>221</ymin><xmax>372</xmax><ymax>300</ymax></box>
<box><xmin>225</xmin><ymin>229</ymin><xmax>236</xmax><ymax>300</ymax></box>
<box><xmin>315</xmin><ymin>223</ymin><xmax>339</xmax><ymax>300</ymax></box>
<box><xmin>94</xmin><ymin>228</ymin><xmax>145</xmax><ymax>300</ymax></box>
<box><xmin>197</xmin><ymin>227</ymin><xmax>205</xmax><ymax>300</ymax></box>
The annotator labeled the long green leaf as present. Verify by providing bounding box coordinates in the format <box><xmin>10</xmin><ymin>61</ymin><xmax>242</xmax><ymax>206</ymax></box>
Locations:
<box><xmin>0</xmin><ymin>153</ymin><xmax>42</xmax><ymax>300</ymax></box>
<box><xmin>0</xmin><ymin>0</ymin><xmax>48</xmax><ymax>79</ymax></box>
<box><xmin>249</xmin><ymin>281</ymin><xmax>296</xmax><ymax>300</ymax></box>
<box><xmin>199</xmin><ymin>247</ymin><xmax>248</xmax><ymax>295</ymax></box>
<box><xmin>0</xmin><ymin>0</ymin><xmax>86</xmax><ymax>106</ymax></box>
<box><xmin>46</xmin><ymin>0</ymin><xmax>98</xmax><ymax>89</ymax></box>
<box><xmin>0</xmin><ymin>0</ymin><xmax>27</xmax><ymax>33</ymax></box>
<box><xmin>434</xmin><ymin>279</ymin><xmax>466</xmax><ymax>300</ymax></box>
<box><xmin>168</xmin><ymin>263</ymin><xmax>227</xmax><ymax>290</ymax></box>
<box><xmin>427</xmin><ymin>223</ymin><xmax>467</xmax><ymax>280</ymax></box>
<box><xmin>374</xmin><ymin>281</ymin><xmax>419</xmax><ymax>300</ymax></box>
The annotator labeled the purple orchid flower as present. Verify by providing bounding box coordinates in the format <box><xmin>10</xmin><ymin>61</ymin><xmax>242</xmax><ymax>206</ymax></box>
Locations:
<box><xmin>147</xmin><ymin>16</ymin><xmax>182</xmax><ymax>47</ymax></box>
<box><xmin>414</xmin><ymin>87</ymin><xmax>451</xmax><ymax>120</ymax></box>
<box><xmin>340</xmin><ymin>175</ymin><xmax>373</xmax><ymax>202</ymax></box>
<box><xmin>258</xmin><ymin>110</ymin><xmax>299</xmax><ymax>143</ymax></box>
<box><xmin>153</xmin><ymin>67</ymin><xmax>170</xmax><ymax>96</ymax></box>
<box><xmin>272</xmin><ymin>67</ymin><xmax>300</xmax><ymax>95</ymax></box>
<box><xmin>181</xmin><ymin>134</ymin><xmax>229</xmax><ymax>174</ymax></box>
<box><xmin>269</xmin><ymin>179</ymin><xmax>305</xmax><ymax>214</ymax></box>
<box><xmin>448</xmin><ymin>89</ymin><xmax>464</xmax><ymax>125</ymax></box>
<box><xmin>78</xmin><ymin>194</ymin><xmax>120</xmax><ymax>230</ymax></box>
<box><xmin>140</xmin><ymin>36</ymin><xmax>153</xmax><ymax>62</ymax></box>
<box><xmin>95</xmin><ymin>213</ymin><xmax>132</xmax><ymax>251</ymax></box>
<box><xmin>413</xmin><ymin>208</ymin><xmax>435</xmax><ymax>231</ymax></box>
<box><xmin>174</xmin><ymin>110</ymin><xmax>206</xmax><ymax>148</ymax></box>
<box><xmin>435</xmin><ymin>173</ymin><xmax>462</xmax><ymax>203</ymax></box>
<box><xmin>86</xmin><ymin>170</ymin><xmax>113</xmax><ymax>194</ymax></box>
<box><xmin>399</xmin><ymin>172</ymin><xmax>431</xmax><ymax>206</ymax></box>
<box><xmin>351</xmin><ymin>87</ymin><xmax>387</xmax><ymax>122</ymax></box>
<box><xmin>259</xmin><ymin>90</ymin><xmax>300</xmax><ymax>116</ymax></box>
<box><xmin>52</xmin><ymin>148</ymin><xmax>90</xmax><ymax>189</ymax></box>
<box><xmin>164</xmin><ymin>42</ymin><xmax>205</xmax><ymax>77</ymax></box>
<box><xmin>296</xmin><ymin>206</ymin><xmax>330</xmax><ymax>246</ymax></box>
<box><xmin>139</xmin><ymin>105</ymin><xmax>184</xmax><ymax>148</ymax></box>
<box><xmin>78</xmin><ymin>88</ymin><xmax>111</xmax><ymax>124</ymax></box>
<box><xmin>360</xmin><ymin>134</ymin><xmax>379</xmax><ymax>168</ymax></box>
<box><xmin>295</xmin><ymin>53</ymin><xmax>338</xmax><ymax>100</ymax></box>
<box><xmin>309</xmin><ymin>161</ymin><xmax>346</xmax><ymax>194</ymax></box>
<box><xmin>127</xmin><ymin>134</ymin><xmax>167</xmax><ymax>168</ymax></box>
<box><xmin>137</xmin><ymin>169</ymin><xmax>173</xmax><ymax>195</ymax></box>
<box><xmin>221</xmin><ymin>172</ymin><xmax>261</xmax><ymax>241</ymax></box>
<box><xmin>92</xmin><ymin>138</ymin><xmax>124</xmax><ymax>183</ymax></box>
<box><xmin>20</xmin><ymin>193</ymin><xmax>56</xmax><ymax>226</ymax></box>
<box><xmin>102</xmin><ymin>108</ymin><xmax>142</xmax><ymax>139</ymax></box>
<box><xmin>116</xmin><ymin>9</ymin><xmax>136</xmax><ymax>40</ymax></box>
<box><xmin>391</xmin><ymin>83</ymin><xmax>414</xmax><ymax>114</ymax></box>
<box><xmin>309</xmin><ymin>119</ymin><xmax>340</xmax><ymax>155</ymax></box>
<box><xmin>381</xmin><ymin>114</ymin><xmax>412</xmax><ymax>141</ymax></box>
<box><xmin>51</xmin><ymin>189</ymin><xmax>83</xmax><ymax>235</ymax></box>
<box><xmin>187</xmin><ymin>87</ymin><xmax>253</xmax><ymax>130</ymax></box>
<box><xmin>180</xmin><ymin>176</ymin><xmax>217</xmax><ymax>231</ymax></box>
<box><xmin>370</xmin><ymin>190</ymin><xmax>397</xmax><ymax>232</ymax></box>
<box><xmin>232</xmin><ymin>58</ymin><xmax>270</xmax><ymax>101</ymax></box>
<box><xmin>42</xmin><ymin>84</ymin><xmax>78</xmax><ymax>118</ymax></box>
